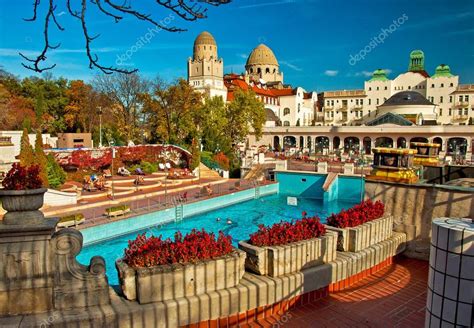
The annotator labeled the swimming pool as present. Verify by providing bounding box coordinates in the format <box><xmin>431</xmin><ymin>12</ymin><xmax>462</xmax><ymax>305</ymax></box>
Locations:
<box><xmin>77</xmin><ymin>173</ymin><xmax>364</xmax><ymax>285</ymax></box>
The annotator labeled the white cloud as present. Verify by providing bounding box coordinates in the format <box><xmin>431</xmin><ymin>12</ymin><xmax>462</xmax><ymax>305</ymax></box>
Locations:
<box><xmin>239</xmin><ymin>0</ymin><xmax>297</xmax><ymax>9</ymax></box>
<box><xmin>237</xmin><ymin>53</ymin><xmax>248</xmax><ymax>59</ymax></box>
<box><xmin>280</xmin><ymin>60</ymin><xmax>302</xmax><ymax>72</ymax></box>
<box><xmin>324</xmin><ymin>70</ymin><xmax>338</xmax><ymax>77</ymax></box>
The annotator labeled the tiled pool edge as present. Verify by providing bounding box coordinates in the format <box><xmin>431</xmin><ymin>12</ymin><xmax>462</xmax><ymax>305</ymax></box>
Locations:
<box><xmin>81</xmin><ymin>183</ymin><xmax>279</xmax><ymax>246</ymax></box>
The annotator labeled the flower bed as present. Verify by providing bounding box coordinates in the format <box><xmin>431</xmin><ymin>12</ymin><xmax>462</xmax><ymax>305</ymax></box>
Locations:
<box><xmin>57</xmin><ymin>213</ymin><xmax>85</xmax><ymax>228</ymax></box>
<box><xmin>116</xmin><ymin>230</ymin><xmax>246</xmax><ymax>303</ymax></box>
<box><xmin>104</xmin><ymin>204</ymin><xmax>130</xmax><ymax>217</ymax></box>
<box><xmin>325</xmin><ymin>200</ymin><xmax>392</xmax><ymax>252</ymax></box>
<box><xmin>238</xmin><ymin>214</ymin><xmax>337</xmax><ymax>277</ymax></box>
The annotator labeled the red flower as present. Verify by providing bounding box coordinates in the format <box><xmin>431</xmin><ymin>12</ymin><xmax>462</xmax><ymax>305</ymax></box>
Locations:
<box><xmin>123</xmin><ymin>229</ymin><xmax>233</xmax><ymax>268</ymax></box>
<box><xmin>326</xmin><ymin>200</ymin><xmax>385</xmax><ymax>228</ymax></box>
<box><xmin>249</xmin><ymin>214</ymin><xmax>326</xmax><ymax>247</ymax></box>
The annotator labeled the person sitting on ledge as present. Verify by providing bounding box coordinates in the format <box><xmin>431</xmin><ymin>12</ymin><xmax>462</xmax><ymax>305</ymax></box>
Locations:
<box><xmin>133</xmin><ymin>176</ymin><xmax>145</xmax><ymax>185</ymax></box>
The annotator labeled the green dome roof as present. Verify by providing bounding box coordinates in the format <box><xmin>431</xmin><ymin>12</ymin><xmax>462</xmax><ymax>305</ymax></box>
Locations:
<box><xmin>432</xmin><ymin>64</ymin><xmax>453</xmax><ymax>78</ymax></box>
<box><xmin>408</xmin><ymin>49</ymin><xmax>425</xmax><ymax>72</ymax></box>
<box><xmin>368</xmin><ymin>69</ymin><xmax>389</xmax><ymax>82</ymax></box>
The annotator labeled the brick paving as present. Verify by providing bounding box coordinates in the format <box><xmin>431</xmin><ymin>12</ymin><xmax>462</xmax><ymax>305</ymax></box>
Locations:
<box><xmin>249</xmin><ymin>257</ymin><xmax>429</xmax><ymax>328</ymax></box>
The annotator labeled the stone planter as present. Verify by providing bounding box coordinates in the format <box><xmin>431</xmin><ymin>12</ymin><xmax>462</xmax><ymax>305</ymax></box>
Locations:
<box><xmin>116</xmin><ymin>249</ymin><xmax>246</xmax><ymax>304</ymax></box>
<box><xmin>238</xmin><ymin>231</ymin><xmax>337</xmax><ymax>277</ymax></box>
<box><xmin>0</xmin><ymin>188</ymin><xmax>47</xmax><ymax>225</ymax></box>
<box><xmin>325</xmin><ymin>215</ymin><xmax>393</xmax><ymax>253</ymax></box>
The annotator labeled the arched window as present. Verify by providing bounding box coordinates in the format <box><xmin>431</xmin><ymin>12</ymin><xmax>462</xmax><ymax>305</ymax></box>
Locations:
<box><xmin>273</xmin><ymin>68</ymin><xmax>276</xmax><ymax>73</ymax></box>
<box><xmin>266</xmin><ymin>68</ymin><xmax>270</xmax><ymax>73</ymax></box>
<box><xmin>283</xmin><ymin>108</ymin><xmax>290</xmax><ymax>115</ymax></box>
<box><xmin>257</xmin><ymin>67</ymin><xmax>261</xmax><ymax>74</ymax></box>
<box><xmin>283</xmin><ymin>121</ymin><xmax>290</xmax><ymax>126</ymax></box>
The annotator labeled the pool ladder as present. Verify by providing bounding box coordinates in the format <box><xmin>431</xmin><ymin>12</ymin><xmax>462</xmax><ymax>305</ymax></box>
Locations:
<box><xmin>255</xmin><ymin>185</ymin><xmax>261</xmax><ymax>199</ymax></box>
<box><xmin>175</xmin><ymin>204</ymin><xmax>183</xmax><ymax>222</ymax></box>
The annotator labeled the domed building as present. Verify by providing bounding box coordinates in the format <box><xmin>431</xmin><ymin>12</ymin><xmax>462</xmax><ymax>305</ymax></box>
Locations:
<box><xmin>245</xmin><ymin>44</ymin><xmax>284</xmax><ymax>84</ymax></box>
<box><xmin>187</xmin><ymin>31</ymin><xmax>227</xmax><ymax>101</ymax></box>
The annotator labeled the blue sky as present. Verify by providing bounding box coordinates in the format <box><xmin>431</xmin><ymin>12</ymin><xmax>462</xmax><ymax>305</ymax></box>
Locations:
<box><xmin>0</xmin><ymin>0</ymin><xmax>473</xmax><ymax>91</ymax></box>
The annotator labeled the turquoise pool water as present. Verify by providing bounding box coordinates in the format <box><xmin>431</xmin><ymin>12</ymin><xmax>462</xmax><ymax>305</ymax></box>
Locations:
<box><xmin>77</xmin><ymin>193</ymin><xmax>358</xmax><ymax>285</ymax></box>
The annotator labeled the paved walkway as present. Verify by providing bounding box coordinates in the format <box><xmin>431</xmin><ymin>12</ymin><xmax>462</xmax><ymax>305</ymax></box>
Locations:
<box><xmin>248</xmin><ymin>257</ymin><xmax>429</xmax><ymax>328</ymax></box>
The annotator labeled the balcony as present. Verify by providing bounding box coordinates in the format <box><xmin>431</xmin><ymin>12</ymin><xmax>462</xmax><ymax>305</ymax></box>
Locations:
<box><xmin>452</xmin><ymin>115</ymin><xmax>468</xmax><ymax>122</ymax></box>
<box><xmin>455</xmin><ymin>101</ymin><xmax>469</xmax><ymax>108</ymax></box>
<box><xmin>339</xmin><ymin>105</ymin><xmax>348</xmax><ymax>112</ymax></box>
<box><xmin>354</xmin><ymin>105</ymin><xmax>363</xmax><ymax>109</ymax></box>
<box><xmin>324</xmin><ymin>105</ymin><xmax>334</xmax><ymax>110</ymax></box>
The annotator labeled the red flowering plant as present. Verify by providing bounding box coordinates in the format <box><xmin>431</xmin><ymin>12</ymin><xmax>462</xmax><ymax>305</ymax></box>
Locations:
<box><xmin>326</xmin><ymin>199</ymin><xmax>385</xmax><ymax>228</ymax></box>
<box><xmin>249</xmin><ymin>212</ymin><xmax>326</xmax><ymax>247</ymax></box>
<box><xmin>123</xmin><ymin>229</ymin><xmax>234</xmax><ymax>268</ymax></box>
<box><xmin>1</xmin><ymin>163</ymin><xmax>43</xmax><ymax>190</ymax></box>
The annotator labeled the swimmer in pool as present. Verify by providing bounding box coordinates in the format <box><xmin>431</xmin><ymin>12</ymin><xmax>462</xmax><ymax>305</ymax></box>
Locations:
<box><xmin>226</xmin><ymin>218</ymin><xmax>232</xmax><ymax>224</ymax></box>
<box><xmin>216</xmin><ymin>217</ymin><xmax>221</xmax><ymax>222</ymax></box>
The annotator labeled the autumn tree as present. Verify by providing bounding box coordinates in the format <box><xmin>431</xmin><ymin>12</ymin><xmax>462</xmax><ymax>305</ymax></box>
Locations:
<box><xmin>19</xmin><ymin>128</ymin><xmax>35</xmax><ymax>167</ymax></box>
<box><xmin>225</xmin><ymin>89</ymin><xmax>266</xmax><ymax>145</ymax></box>
<box><xmin>34</xmin><ymin>131</ymin><xmax>49</xmax><ymax>187</ymax></box>
<box><xmin>141</xmin><ymin>78</ymin><xmax>202</xmax><ymax>145</ymax></box>
<box><xmin>94</xmin><ymin>73</ymin><xmax>149</xmax><ymax>143</ymax></box>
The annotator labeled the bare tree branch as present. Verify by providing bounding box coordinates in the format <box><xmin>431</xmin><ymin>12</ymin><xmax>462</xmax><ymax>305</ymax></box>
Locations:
<box><xmin>21</xmin><ymin>0</ymin><xmax>231</xmax><ymax>74</ymax></box>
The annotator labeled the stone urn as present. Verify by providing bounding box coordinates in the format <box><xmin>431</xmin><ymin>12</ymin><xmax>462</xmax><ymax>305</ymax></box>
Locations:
<box><xmin>0</xmin><ymin>188</ymin><xmax>47</xmax><ymax>225</ymax></box>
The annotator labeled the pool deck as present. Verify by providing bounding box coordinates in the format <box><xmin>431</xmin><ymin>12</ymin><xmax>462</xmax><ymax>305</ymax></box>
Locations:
<box><xmin>40</xmin><ymin>178</ymin><xmax>274</xmax><ymax>230</ymax></box>
<box><xmin>246</xmin><ymin>256</ymin><xmax>428</xmax><ymax>328</ymax></box>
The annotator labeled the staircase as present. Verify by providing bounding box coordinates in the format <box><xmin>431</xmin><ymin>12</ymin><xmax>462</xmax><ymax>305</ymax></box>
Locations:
<box><xmin>322</xmin><ymin>172</ymin><xmax>338</xmax><ymax>191</ymax></box>
<box><xmin>244</xmin><ymin>164</ymin><xmax>264</xmax><ymax>180</ymax></box>
<box><xmin>199</xmin><ymin>163</ymin><xmax>221</xmax><ymax>179</ymax></box>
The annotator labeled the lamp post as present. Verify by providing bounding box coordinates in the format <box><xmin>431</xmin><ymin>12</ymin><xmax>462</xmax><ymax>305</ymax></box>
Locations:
<box><xmin>110</xmin><ymin>140</ymin><xmax>115</xmax><ymax>200</ymax></box>
<box><xmin>98</xmin><ymin>107</ymin><xmax>103</xmax><ymax>148</ymax></box>
<box><xmin>159</xmin><ymin>162</ymin><xmax>171</xmax><ymax>205</ymax></box>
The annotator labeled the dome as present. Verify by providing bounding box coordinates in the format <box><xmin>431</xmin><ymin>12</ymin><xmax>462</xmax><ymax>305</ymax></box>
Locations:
<box><xmin>380</xmin><ymin>91</ymin><xmax>434</xmax><ymax>107</ymax></box>
<box><xmin>246</xmin><ymin>44</ymin><xmax>279</xmax><ymax>67</ymax></box>
<box><xmin>193</xmin><ymin>31</ymin><xmax>217</xmax><ymax>60</ymax></box>
<box><xmin>368</xmin><ymin>68</ymin><xmax>389</xmax><ymax>82</ymax></box>
<box><xmin>194</xmin><ymin>31</ymin><xmax>216</xmax><ymax>46</ymax></box>
<box><xmin>432</xmin><ymin>64</ymin><xmax>453</xmax><ymax>78</ymax></box>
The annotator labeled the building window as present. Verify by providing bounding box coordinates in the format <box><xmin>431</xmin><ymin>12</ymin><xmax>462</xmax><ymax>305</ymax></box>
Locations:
<box><xmin>257</xmin><ymin>68</ymin><xmax>261</xmax><ymax>74</ymax></box>
<box><xmin>450</xmin><ymin>83</ymin><xmax>453</xmax><ymax>87</ymax></box>
<box><xmin>449</xmin><ymin>108</ymin><xmax>452</xmax><ymax>115</ymax></box>
<box><xmin>368</xmin><ymin>99</ymin><xmax>371</xmax><ymax>105</ymax></box>
<box><xmin>331</xmin><ymin>100</ymin><xmax>334</xmax><ymax>106</ymax></box>
<box><xmin>441</xmin><ymin>83</ymin><xmax>444</xmax><ymax>87</ymax></box>
<box><xmin>360</xmin><ymin>99</ymin><xmax>363</xmax><ymax>105</ymax></box>
<box><xmin>266</xmin><ymin>68</ymin><xmax>270</xmax><ymax>73</ymax></box>
<box><xmin>439</xmin><ymin>108</ymin><xmax>442</xmax><ymax>116</ymax></box>
<box><xmin>298</xmin><ymin>104</ymin><xmax>301</xmax><ymax>112</ymax></box>
<box><xmin>464</xmin><ymin>108</ymin><xmax>468</xmax><ymax>115</ymax></box>
<box><xmin>465</xmin><ymin>95</ymin><xmax>469</xmax><ymax>101</ymax></box>
<box><xmin>376</xmin><ymin>87</ymin><xmax>379</xmax><ymax>91</ymax></box>
<box><xmin>376</xmin><ymin>98</ymin><xmax>379</xmax><ymax>105</ymax></box>
<box><xmin>385</xmin><ymin>86</ymin><xmax>388</xmax><ymax>90</ymax></box>
<box><xmin>431</xmin><ymin>84</ymin><xmax>434</xmax><ymax>88</ymax></box>
<box><xmin>440</xmin><ymin>96</ymin><xmax>443</xmax><ymax>103</ymax></box>
<box><xmin>284</xmin><ymin>108</ymin><xmax>290</xmax><ymax>115</ymax></box>
<box><xmin>369</xmin><ymin>87</ymin><xmax>372</xmax><ymax>91</ymax></box>
<box><xmin>408</xmin><ymin>86</ymin><xmax>411</xmax><ymax>90</ymax></box>
<box><xmin>283</xmin><ymin>121</ymin><xmax>290</xmax><ymax>126</ymax></box>
<box><xmin>449</xmin><ymin>96</ymin><xmax>453</xmax><ymax>102</ymax></box>
<box><xmin>459</xmin><ymin>95</ymin><xmax>463</xmax><ymax>102</ymax></box>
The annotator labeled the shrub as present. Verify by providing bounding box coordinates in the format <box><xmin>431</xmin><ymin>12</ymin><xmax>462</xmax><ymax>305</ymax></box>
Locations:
<box><xmin>124</xmin><ymin>229</ymin><xmax>233</xmax><ymax>268</ymax></box>
<box><xmin>34</xmin><ymin>131</ymin><xmax>49</xmax><ymax>187</ymax></box>
<box><xmin>326</xmin><ymin>199</ymin><xmax>385</xmax><ymax>228</ymax></box>
<box><xmin>141</xmin><ymin>161</ymin><xmax>157</xmax><ymax>174</ymax></box>
<box><xmin>2</xmin><ymin>163</ymin><xmax>43</xmax><ymax>190</ymax></box>
<box><xmin>19</xmin><ymin>128</ymin><xmax>35</xmax><ymax>167</ymax></box>
<box><xmin>213</xmin><ymin>152</ymin><xmax>230</xmax><ymax>171</ymax></box>
<box><xmin>47</xmin><ymin>154</ymin><xmax>66</xmax><ymax>189</ymax></box>
<box><xmin>105</xmin><ymin>204</ymin><xmax>130</xmax><ymax>213</ymax></box>
<box><xmin>249</xmin><ymin>213</ymin><xmax>326</xmax><ymax>247</ymax></box>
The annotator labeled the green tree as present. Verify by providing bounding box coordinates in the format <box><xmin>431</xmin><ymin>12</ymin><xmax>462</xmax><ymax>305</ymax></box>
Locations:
<box><xmin>189</xmin><ymin>138</ymin><xmax>201</xmax><ymax>171</ymax></box>
<box><xmin>34</xmin><ymin>131</ymin><xmax>49</xmax><ymax>187</ymax></box>
<box><xmin>19</xmin><ymin>128</ymin><xmax>35</xmax><ymax>167</ymax></box>
<box><xmin>225</xmin><ymin>89</ymin><xmax>266</xmax><ymax>145</ymax></box>
<box><xmin>197</xmin><ymin>96</ymin><xmax>230</xmax><ymax>154</ymax></box>
<box><xmin>46</xmin><ymin>154</ymin><xmax>66</xmax><ymax>189</ymax></box>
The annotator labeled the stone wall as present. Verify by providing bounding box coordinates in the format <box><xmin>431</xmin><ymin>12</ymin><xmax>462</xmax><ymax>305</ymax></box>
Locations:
<box><xmin>365</xmin><ymin>181</ymin><xmax>474</xmax><ymax>259</ymax></box>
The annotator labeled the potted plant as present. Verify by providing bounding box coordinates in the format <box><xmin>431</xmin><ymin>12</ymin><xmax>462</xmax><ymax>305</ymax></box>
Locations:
<box><xmin>116</xmin><ymin>229</ymin><xmax>246</xmax><ymax>303</ymax></box>
<box><xmin>0</xmin><ymin>163</ymin><xmax>47</xmax><ymax>225</ymax></box>
<box><xmin>325</xmin><ymin>200</ymin><xmax>392</xmax><ymax>252</ymax></box>
<box><xmin>238</xmin><ymin>213</ymin><xmax>337</xmax><ymax>277</ymax></box>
